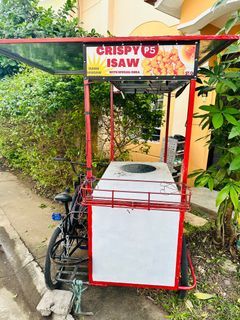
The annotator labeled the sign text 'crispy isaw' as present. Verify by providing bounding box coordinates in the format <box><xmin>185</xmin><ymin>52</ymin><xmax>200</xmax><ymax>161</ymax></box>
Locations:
<box><xmin>86</xmin><ymin>44</ymin><xmax>196</xmax><ymax>78</ymax></box>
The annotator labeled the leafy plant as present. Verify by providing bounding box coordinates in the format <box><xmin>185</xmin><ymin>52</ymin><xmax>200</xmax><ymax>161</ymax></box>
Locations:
<box><xmin>190</xmin><ymin>49</ymin><xmax>240</xmax><ymax>250</ymax></box>
<box><xmin>213</xmin><ymin>0</ymin><xmax>240</xmax><ymax>35</ymax></box>
<box><xmin>0</xmin><ymin>67</ymin><xmax>162</xmax><ymax>193</ymax></box>
<box><xmin>0</xmin><ymin>69</ymin><xmax>86</xmax><ymax>192</ymax></box>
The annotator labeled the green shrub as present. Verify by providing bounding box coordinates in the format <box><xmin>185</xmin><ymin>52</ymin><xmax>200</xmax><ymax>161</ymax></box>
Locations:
<box><xmin>0</xmin><ymin>69</ymin><xmax>163</xmax><ymax>194</ymax></box>
<box><xmin>0</xmin><ymin>69</ymin><xmax>86</xmax><ymax>192</ymax></box>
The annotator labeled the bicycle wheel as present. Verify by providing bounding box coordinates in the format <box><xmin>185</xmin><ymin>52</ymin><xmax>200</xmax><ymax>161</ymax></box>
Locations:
<box><xmin>45</xmin><ymin>224</ymin><xmax>88</xmax><ymax>290</ymax></box>
<box><xmin>178</xmin><ymin>235</ymin><xmax>188</xmax><ymax>299</ymax></box>
<box><xmin>44</xmin><ymin>227</ymin><xmax>62</xmax><ymax>290</ymax></box>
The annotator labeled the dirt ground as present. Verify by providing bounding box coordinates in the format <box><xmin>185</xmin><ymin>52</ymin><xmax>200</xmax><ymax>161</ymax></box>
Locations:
<box><xmin>141</xmin><ymin>228</ymin><xmax>240</xmax><ymax>320</ymax></box>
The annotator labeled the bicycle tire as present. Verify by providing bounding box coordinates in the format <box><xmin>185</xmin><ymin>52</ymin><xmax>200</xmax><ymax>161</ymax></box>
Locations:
<box><xmin>178</xmin><ymin>235</ymin><xmax>189</xmax><ymax>299</ymax></box>
<box><xmin>44</xmin><ymin>227</ymin><xmax>62</xmax><ymax>290</ymax></box>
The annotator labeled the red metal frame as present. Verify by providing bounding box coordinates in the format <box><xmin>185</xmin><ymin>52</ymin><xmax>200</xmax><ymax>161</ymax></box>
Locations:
<box><xmin>84</xmin><ymin>80</ymin><xmax>93</xmax><ymax>180</ymax></box>
<box><xmin>84</xmin><ymin>78</ymin><xmax>198</xmax><ymax>291</ymax></box>
<box><xmin>110</xmin><ymin>84</ymin><xmax>114</xmax><ymax>161</ymax></box>
<box><xmin>82</xmin><ymin>54</ymin><xmax>199</xmax><ymax>291</ymax></box>
<box><xmin>81</xmin><ymin>37</ymin><xmax>203</xmax><ymax>292</ymax></box>
<box><xmin>81</xmin><ymin>178</ymin><xmax>191</xmax><ymax>211</ymax></box>
<box><xmin>178</xmin><ymin>250</ymin><xmax>197</xmax><ymax>291</ymax></box>
<box><xmin>181</xmin><ymin>79</ymin><xmax>197</xmax><ymax>185</ymax></box>
<box><xmin>174</xmin><ymin>79</ymin><xmax>197</xmax><ymax>292</ymax></box>
<box><xmin>164</xmin><ymin>92</ymin><xmax>171</xmax><ymax>163</ymax></box>
<box><xmin>0</xmin><ymin>34</ymin><xmax>237</xmax><ymax>44</ymax></box>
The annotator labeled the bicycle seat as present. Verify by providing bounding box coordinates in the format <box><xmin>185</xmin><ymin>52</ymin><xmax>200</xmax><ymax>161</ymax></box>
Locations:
<box><xmin>54</xmin><ymin>191</ymin><xmax>72</xmax><ymax>203</ymax></box>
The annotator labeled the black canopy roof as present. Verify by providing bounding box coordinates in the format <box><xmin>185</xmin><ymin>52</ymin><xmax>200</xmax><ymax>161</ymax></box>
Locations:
<box><xmin>0</xmin><ymin>35</ymin><xmax>238</xmax><ymax>94</ymax></box>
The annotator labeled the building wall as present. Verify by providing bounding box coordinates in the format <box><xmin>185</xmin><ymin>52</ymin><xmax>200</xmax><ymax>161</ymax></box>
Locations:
<box><xmin>78</xmin><ymin>0</ymin><xmax>109</xmax><ymax>35</ymax></box>
<box><xmin>109</xmin><ymin>0</ymin><xmax>179</xmax><ymax>36</ymax></box>
<box><xmin>79</xmin><ymin>0</ymin><xmax>179</xmax><ymax>36</ymax></box>
<box><xmin>39</xmin><ymin>0</ymin><xmax>66</xmax><ymax>9</ymax></box>
<box><xmin>180</xmin><ymin>0</ymin><xmax>217</xmax><ymax>23</ymax></box>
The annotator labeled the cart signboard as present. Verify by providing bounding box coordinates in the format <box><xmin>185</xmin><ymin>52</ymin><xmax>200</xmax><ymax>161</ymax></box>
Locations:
<box><xmin>85</xmin><ymin>43</ymin><xmax>198</xmax><ymax>79</ymax></box>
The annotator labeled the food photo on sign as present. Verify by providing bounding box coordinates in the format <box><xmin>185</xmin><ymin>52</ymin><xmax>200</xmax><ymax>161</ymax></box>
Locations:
<box><xmin>86</xmin><ymin>44</ymin><xmax>196</xmax><ymax>77</ymax></box>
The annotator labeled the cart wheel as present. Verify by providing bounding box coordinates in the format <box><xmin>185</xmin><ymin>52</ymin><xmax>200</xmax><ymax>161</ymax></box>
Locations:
<box><xmin>44</xmin><ymin>227</ymin><xmax>62</xmax><ymax>290</ymax></box>
<box><xmin>178</xmin><ymin>235</ymin><xmax>188</xmax><ymax>299</ymax></box>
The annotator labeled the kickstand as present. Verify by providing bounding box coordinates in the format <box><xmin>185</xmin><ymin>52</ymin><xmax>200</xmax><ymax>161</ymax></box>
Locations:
<box><xmin>72</xmin><ymin>279</ymin><xmax>93</xmax><ymax>316</ymax></box>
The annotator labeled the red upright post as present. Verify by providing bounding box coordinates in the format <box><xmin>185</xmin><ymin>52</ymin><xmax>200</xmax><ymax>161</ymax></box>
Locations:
<box><xmin>110</xmin><ymin>84</ymin><xmax>114</xmax><ymax>161</ymax></box>
<box><xmin>181</xmin><ymin>79</ymin><xmax>196</xmax><ymax>184</ymax></box>
<box><xmin>164</xmin><ymin>92</ymin><xmax>171</xmax><ymax>163</ymax></box>
<box><xmin>176</xmin><ymin>80</ymin><xmax>196</xmax><ymax>288</ymax></box>
<box><xmin>84</xmin><ymin>79</ymin><xmax>93</xmax><ymax>180</ymax></box>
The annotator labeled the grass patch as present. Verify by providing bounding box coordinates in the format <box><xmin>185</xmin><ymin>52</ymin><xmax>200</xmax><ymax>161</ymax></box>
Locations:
<box><xmin>140</xmin><ymin>229</ymin><xmax>240</xmax><ymax>320</ymax></box>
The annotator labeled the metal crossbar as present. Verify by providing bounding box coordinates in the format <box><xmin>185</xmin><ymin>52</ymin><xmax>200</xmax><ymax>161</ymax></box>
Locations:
<box><xmin>81</xmin><ymin>178</ymin><xmax>191</xmax><ymax>211</ymax></box>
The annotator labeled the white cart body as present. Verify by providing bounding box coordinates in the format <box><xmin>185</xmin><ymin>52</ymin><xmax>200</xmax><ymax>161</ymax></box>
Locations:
<box><xmin>89</xmin><ymin>162</ymin><xmax>182</xmax><ymax>289</ymax></box>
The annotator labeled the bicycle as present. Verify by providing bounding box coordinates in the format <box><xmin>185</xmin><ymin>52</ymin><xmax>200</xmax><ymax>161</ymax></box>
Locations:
<box><xmin>44</xmin><ymin>157</ymin><xmax>88</xmax><ymax>290</ymax></box>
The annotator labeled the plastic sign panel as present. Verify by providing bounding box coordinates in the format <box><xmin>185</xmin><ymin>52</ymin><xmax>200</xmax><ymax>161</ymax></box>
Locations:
<box><xmin>86</xmin><ymin>44</ymin><xmax>197</xmax><ymax>79</ymax></box>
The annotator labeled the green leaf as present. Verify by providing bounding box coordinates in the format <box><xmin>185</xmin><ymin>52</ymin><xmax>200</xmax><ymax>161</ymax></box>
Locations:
<box><xmin>208</xmin><ymin>178</ymin><xmax>214</xmax><ymax>191</ymax></box>
<box><xmin>194</xmin><ymin>292</ymin><xmax>216</xmax><ymax>300</ymax></box>
<box><xmin>230</xmin><ymin>186</ymin><xmax>239</xmax><ymax>210</ymax></box>
<box><xmin>223</xmin><ymin>113</ymin><xmax>238</xmax><ymax>125</ymax></box>
<box><xmin>225</xmin><ymin>15</ymin><xmax>239</xmax><ymax>33</ymax></box>
<box><xmin>185</xmin><ymin>299</ymin><xmax>194</xmax><ymax>311</ymax></box>
<box><xmin>212</xmin><ymin>113</ymin><xmax>224</xmax><ymax>129</ymax></box>
<box><xmin>229</xmin><ymin>125</ymin><xmax>240</xmax><ymax>139</ymax></box>
<box><xmin>214</xmin><ymin>168</ymin><xmax>226</xmax><ymax>186</ymax></box>
<box><xmin>199</xmin><ymin>105</ymin><xmax>218</xmax><ymax>113</ymax></box>
<box><xmin>216</xmin><ymin>82</ymin><xmax>224</xmax><ymax>93</ymax></box>
<box><xmin>229</xmin><ymin>156</ymin><xmax>240</xmax><ymax>171</ymax></box>
<box><xmin>223</xmin><ymin>107</ymin><xmax>239</xmax><ymax>114</ymax></box>
<box><xmin>229</xmin><ymin>147</ymin><xmax>240</xmax><ymax>155</ymax></box>
<box><xmin>222</xmin><ymin>79</ymin><xmax>237</xmax><ymax>92</ymax></box>
<box><xmin>225</xmin><ymin>73</ymin><xmax>240</xmax><ymax>79</ymax></box>
<box><xmin>188</xmin><ymin>169</ymin><xmax>204</xmax><ymax>178</ymax></box>
<box><xmin>202</xmin><ymin>119</ymin><xmax>210</xmax><ymax>130</ymax></box>
<box><xmin>216</xmin><ymin>185</ymin><xmax>230</xmax><ymax>207</ymax></box>
<box><xmin>198</xmin><ymin>67</ymin><xmax>214</xmax><ymax>76</ymax></box>
<box><xmin>195</xmin><ymin>175</ymin><xmax>209</xmax><ymax>187</ymax></box>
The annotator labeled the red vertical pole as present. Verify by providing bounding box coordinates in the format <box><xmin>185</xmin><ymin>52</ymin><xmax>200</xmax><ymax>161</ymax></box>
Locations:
<box><xmin>164</xmin><ymin>92</ymin><xmax>171</xmax><ymax>163</ymax></box>
<box><xmin>181</xmin><ymin>79</ymin><xmax>196</xmax><ymax>184</ymax></box>
<box><xmin>84</xmin><ymin>79</ymin><xmax>93</xmax><ymax>180</ymax></box>
<box><xmin>110</xmin><ymin>84</ymin><xmax>114</xmax><ymax>161</ymax></box>
<box><xmin>176</xmin><ymin>80</ymin><xmax>196</xmax><ymax>288</ymax></box>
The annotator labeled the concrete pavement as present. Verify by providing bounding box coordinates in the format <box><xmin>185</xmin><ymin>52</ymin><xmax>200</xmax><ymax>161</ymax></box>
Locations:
<box><xmin>0</xmin><ymin>226</ymin><xmax>42</xmax><ymax>320</ymax></box>
<box><xmin>0</xmin><ymin>167</ymin><xmax>167</xmax><ymax>320</ymax></box>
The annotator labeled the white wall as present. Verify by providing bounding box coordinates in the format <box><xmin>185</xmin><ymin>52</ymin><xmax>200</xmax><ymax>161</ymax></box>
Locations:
<box><xmin>171</xmin><ymin>86</ymin><xmax>189</xmax><ymax>136</ymax></box>
<box><xmin>79</xmin><ymin>0</ymin><xmax>179</xmax><ymax>36</ymax></box>
<box><xmin>111</xmin><ymin>0</ymin><xmax>179</xmax><ymax>36</ymax></box>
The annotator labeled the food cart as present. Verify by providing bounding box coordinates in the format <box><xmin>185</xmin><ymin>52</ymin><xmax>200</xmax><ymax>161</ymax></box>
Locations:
<box><xmin>0</xmin><ymin>35</ymin><xmax>238</xmax><ymax>299</ymax></box>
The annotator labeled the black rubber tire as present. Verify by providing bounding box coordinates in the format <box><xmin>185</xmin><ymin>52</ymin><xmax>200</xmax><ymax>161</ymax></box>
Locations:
<box><xmin>178</xmin><ymin>235</ymin><xmax>189</xmax><ymax>299</ymax></box>
<box><xmin>44</xmin><ymin>227</ymin><xmax>62</xmax><ymax>290</ymax></box>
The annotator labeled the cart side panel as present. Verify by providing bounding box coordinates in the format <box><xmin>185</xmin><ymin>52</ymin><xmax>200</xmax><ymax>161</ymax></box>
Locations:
<box><xmin>91</xmin><ymin>206</ymin><xmax>180</xmax><ymax>287</ymax></box>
